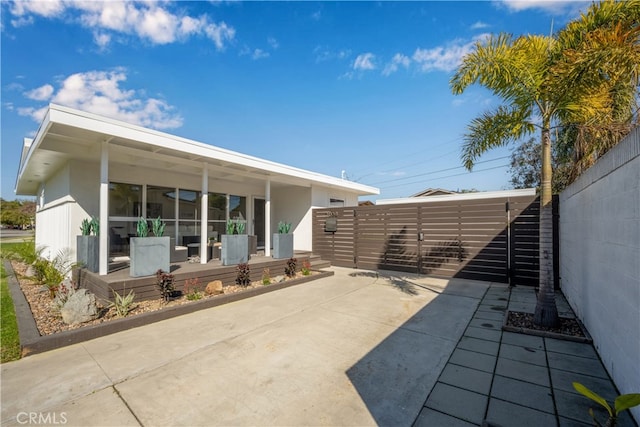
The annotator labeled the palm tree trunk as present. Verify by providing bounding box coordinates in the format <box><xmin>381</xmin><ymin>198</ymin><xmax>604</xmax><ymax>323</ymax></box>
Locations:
<box><xmin>533</xmin><ymin>125</ymin><xmax>560</xmax><ymax>327</ymax></box>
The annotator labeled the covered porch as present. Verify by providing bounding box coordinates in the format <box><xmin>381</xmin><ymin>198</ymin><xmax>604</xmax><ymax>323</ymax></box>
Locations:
<box><xmin>15</xmin><ymin>104</ymin><xmax>378</xmax><ymax>276</ymax></box>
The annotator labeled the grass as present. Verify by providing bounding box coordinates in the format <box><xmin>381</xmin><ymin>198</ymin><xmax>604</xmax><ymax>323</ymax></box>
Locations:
<box><xmin>1</xmin><ymin>262</ymin><xmax>21</xmax><ymax>362</ymax></box>
<box><xmin>0</xmin><ymin>240</ymin><xmax>31</xmax><ymax>363</ymax></box>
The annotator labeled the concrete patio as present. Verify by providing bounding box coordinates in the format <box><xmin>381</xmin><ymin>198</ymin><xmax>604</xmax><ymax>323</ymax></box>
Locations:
<box><xmin>1</xmin><ymin>267</ymin><xmax>634</xmax><ymax>426</ymax></box>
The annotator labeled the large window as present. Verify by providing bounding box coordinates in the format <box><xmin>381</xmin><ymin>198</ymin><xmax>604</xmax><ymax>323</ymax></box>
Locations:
<box><xmin>147</xmin><ymin>186</ymin><xmax>175</xmax><ymax>219</ymax></box>
<box><xmin>229</xmin><ymin>195</ymin><xmax>246</xmax><ymax>221</ymax></box>
<box><xmin>106</xmin><ymin>182</ymin><xmax>251</xmax><ymax>254</ymax></box>
<box><xmin>108</xmin><ymin>182</ymin><xmax>142</xmax><ymax>257</ymax></box>
<box><xmin>109</xmin><ymin>182</ymin><xmax>141</xmax><ymax>217</ymax></box>
<box><xmin>208</xmin><ymin>193</ymin><xmax>227</xmax><ymax>241</ymax></box>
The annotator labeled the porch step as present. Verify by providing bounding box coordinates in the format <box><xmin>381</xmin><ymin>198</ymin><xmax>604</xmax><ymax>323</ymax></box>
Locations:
<box><xmin>308</xmin><ymin>254</ymin><xmax>331</xmax><ymax>270</ymax></box>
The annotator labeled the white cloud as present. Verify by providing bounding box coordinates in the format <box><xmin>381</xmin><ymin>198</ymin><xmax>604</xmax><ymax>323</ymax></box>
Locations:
<box><xmin>8</xmin><ymin>1</ymin><xmax>236</xmax><ymax>49</ymax></box>
<box><xmin>494</xmin><ymin>0</ymin><xmax>587</xmax><ymax>15</ymax></box>
<box><xmin>10</xmin><ymin>0</ymin><xmax>65</xmax><ymax>18</ymax></box>
<box><xmin>204</xmin><ymin>21</ymin><xmax>235</xmax><ymax>50</ymax></box>
<box><xmin>17</xmin><ymin>69</ymin><xmax>183</xmax><ymax>130</ymax></box>
<box><xmin>382</xmin><ymin>53</ymin><xmax>411</xmax><ymax>76</ymax></box>
<box><xmin>314</xmin><ymin>46</ymin><xmax>351</xmax><ymax>63</ymax></box>
<box><xmin>412</xmin><ymin>34</ymin><xmax>489</xmax><ymax>73</ymax></box>
<box><xmin>267</xmin><ymin>37</ymin><xmax>279</xmax><ymax>49</ymax></box>
<box><xmin>470</xmin><ymin>21</ymin><xmax>489</xmax><ymax>30</ymax></box>
<box><xmin>251</xmin><ymin>49</ymin><xmax>270</xmax><ymax>60</ymax></box>
<box><xmin>353</xmin><ymin>53</ymin><xmax>376</xmax><ymax>71</ymax></box>
<box><xmin>24</xmin><ymin>84</ymin><xmax>54</xmax><ymax>101</ymax></box>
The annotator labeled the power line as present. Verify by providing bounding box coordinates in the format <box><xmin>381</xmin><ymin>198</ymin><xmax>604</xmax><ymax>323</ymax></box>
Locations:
<box><xmin>380</xmin><ymin>164</ymin><xmax>510</xmax><ymax>190</ymax></box>
<box><xmin>366</xmin><ymin>155</ymin><xmax>510</xmax><ymax>186</ymax></box>
<box><xmin>348</xmin><ymin>136</ymin><xmax>463</xmax><ymax>180</ymax></box>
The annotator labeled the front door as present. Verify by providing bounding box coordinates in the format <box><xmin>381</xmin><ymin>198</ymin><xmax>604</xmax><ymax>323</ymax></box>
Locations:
<box><xmin>253</xmin><ymin>198</ymin><xmax>265</xmax><ymax>249</ymax></box>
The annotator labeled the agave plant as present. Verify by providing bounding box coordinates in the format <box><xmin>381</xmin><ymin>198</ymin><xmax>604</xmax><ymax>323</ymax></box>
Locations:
<box><xmin>136</xmin><ymin>217</ymin><xmax>149</xmax><ymax>237</ymax></box>
<box><xmin>80</xmin><ymin>218</ymin><xmax>92</xmax><ymax>236</ymax></box>
<box><xmin>90</xmin><ymin>216</ymin><xmax>99</xmax><ymax>236</ymax></box>
<box><xmin>278</xmin><ymin>221</ymin><xmax>291</xmax><ymax>234</ymax></box>
<box><xmin>151</xmin><ymin>216</ymin><xmax>165</xmax><ymax>237</ymax></box>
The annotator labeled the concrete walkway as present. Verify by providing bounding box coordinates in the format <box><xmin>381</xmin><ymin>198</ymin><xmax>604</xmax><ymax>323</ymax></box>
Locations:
<box><xmin>2</xmin><ymin>267</ymin><xmax>634</xmax><ymax>427</ymax></box>
<box><xmin>1</xmin><ymin>267</ymin><xmax>489</xmax><ymax>427</ymax></box>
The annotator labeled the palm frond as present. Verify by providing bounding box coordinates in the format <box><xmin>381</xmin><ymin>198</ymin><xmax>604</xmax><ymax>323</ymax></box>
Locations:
<box><xmin>462</xmin><ymin>106</ymin><xmax>535</xmax><ymax>170</ymax></box>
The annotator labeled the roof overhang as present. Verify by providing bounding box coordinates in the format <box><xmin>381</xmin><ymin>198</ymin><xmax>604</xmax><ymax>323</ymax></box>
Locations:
<box><xmin>15</xmin><ymin>104</ymin><xmax>380</xmax><ymax>197</ymax></box>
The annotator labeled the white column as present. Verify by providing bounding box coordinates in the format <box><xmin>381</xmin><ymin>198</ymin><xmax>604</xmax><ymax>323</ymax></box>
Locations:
<box><xmin>200</xmin><ymin>165</ymin><xmax>208</xmax><ymax>264</ymax></box>
<box><xmin>265</xmin><ymin>179</ymin><xmax>271</xmax><ymax>257</ymax></box>
<box><xmin>99</xmin><ymin>141</ymin><xmax>109</xmax><ymax>275</ymax></box>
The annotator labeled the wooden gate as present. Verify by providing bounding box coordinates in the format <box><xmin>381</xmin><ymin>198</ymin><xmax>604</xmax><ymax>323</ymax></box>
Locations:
<box><xmin>312</xmin><ymin>195</ymin><xmax>541</xmax><ymax>285</ymax></box>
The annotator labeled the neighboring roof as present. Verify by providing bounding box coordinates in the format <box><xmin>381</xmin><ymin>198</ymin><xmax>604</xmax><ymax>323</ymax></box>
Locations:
<box><xmin>15</xmin><ymin>104</ymin><xmax>379</xmax><ymax>197</ymax></box>
<box><xmin>410</xmin><ymin>188</ymin><xmax>456</xmax><ymax>197</ymax></box>
<box><xmin>376</xmin><ymin>188</ymin><xmax>537</xmax><ymax>205</ymax></box>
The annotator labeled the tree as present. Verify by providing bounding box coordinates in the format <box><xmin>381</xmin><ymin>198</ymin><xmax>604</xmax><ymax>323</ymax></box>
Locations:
<box><xmin>509</xmin><ymin>138</ymin><xmax>571</xmax><ymax>193</ymax></box>
<box><xmin>450</xmin><ymin>0</ymin><xmax>640</xmax><ymax>328</ymax></box>
<box><xmin>0</xmin><ymin>199</ymin><xmax>36</xmax><ymax>228</ymax></box>
<box><xmin>554</xmin><ymin>0</ymin><xmax>640</xmax><ymax>180</ymax></box>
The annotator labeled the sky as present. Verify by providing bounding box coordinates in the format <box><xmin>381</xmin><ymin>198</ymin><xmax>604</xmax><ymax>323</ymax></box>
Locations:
<box><xmin>1</xmin><ymin>0</ymin><xmax>592</xmax><ymax>202</ymax></box>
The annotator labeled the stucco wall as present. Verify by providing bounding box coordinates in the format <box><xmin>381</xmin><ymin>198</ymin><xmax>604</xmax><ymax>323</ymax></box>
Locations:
<box><xmin>559</xmin><ymin>127</ymin><xmax>639</xmax><ymax>422</ymax></box>
<box><xmin>272</xmin><ymin>186</ymin><xmax>312</xmax><ymax>251</ymax></box>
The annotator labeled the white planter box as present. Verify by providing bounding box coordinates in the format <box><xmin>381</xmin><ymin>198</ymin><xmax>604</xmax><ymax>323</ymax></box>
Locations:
<box><xmin>272</xmin><ymin>233</ymin><xmax>294</xmax><ymax>259</ymax></box>
<box><xmin>130</xmin><ymin>236</ymin><xmax>170</xmax><ymax>277</ymax></box>
<box><xmin>221</xmin><ymin>234</ymin><xmax>250</xmax><ymax>266</ymax></box>
<box><xmin>77</xmin><ymin>235</ymin><xmax>99</xmax><ymax>273</ymax></box>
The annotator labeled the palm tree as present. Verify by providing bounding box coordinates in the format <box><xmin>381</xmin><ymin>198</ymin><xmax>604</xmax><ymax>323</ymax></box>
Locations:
<box><xmin>450</xmin><ymin>0</ymin><xmax>640</xmax><ymax>328</ymax></box>
<box><xmin>554</xmin><ymin>0</ymin><xmax>640</xmax><ymax>179</ymax></box>
<box><xmin>451</xmin><ymin>33</ymin><xmax>562</xmax><ymax>327</ymax></box>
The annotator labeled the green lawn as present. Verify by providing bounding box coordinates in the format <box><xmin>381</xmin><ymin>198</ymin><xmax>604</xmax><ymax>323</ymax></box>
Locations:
<box><xmin>1</xmin><ymin>261</ymin><xmax>21</xmax><ymax>362</ymax></box>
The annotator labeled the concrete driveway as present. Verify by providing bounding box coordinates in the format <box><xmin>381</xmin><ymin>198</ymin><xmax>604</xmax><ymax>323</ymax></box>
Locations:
<box><xmin>1</xmin><ymin>267</ymin><xmax>489</xmax><ymax>426</ymax></box>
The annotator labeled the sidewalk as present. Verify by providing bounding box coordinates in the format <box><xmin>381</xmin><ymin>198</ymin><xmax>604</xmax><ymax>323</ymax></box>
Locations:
<box><xmin>414</xmin><ymin>284</ymin><xmax>637</xmax><ymax>427</ymax></box>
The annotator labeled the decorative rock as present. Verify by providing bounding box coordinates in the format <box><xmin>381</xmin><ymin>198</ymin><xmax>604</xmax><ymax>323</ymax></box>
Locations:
<box><xmin>205</xmin><ymin>280</ymin><xmax>223</xmax><ymax>295</ymax></box>
<box><xmin>25</xmin><ymin>264</ymin><xmax>36</xmax><ymax>278</ymax></box>
<box><xmin>60</xmin><ymin>289</ymin><xmax>98</xmax><ymax>325</ymax></box>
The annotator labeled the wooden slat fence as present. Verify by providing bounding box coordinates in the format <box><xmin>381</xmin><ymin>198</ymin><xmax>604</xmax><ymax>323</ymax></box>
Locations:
<box><xmin>313</xmin><ymin>195</ymin><xmax>544</xmax><ymax>285</ymax></box>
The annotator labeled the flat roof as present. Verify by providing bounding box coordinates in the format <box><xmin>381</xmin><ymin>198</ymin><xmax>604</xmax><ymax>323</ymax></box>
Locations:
<box><xmin>15</xmin><ymin>104</ymin><xmax>380</xmax><ymax>196</ymax></box>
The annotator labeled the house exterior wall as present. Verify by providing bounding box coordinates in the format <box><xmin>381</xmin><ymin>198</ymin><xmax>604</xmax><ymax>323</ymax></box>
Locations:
<box><xmin>272</xmin><ymin>186</ymin><xmax>312</xmax><ymax>251</ymax></box>
<box><xmin>559</xmin><ymin>127</ymin><xmax>639</xmax><ymax>423</ymax></box>
<box><xmin>35</xmin><ymin>164</ymin><xmax>73</xmax><ymax>261</ymax></box>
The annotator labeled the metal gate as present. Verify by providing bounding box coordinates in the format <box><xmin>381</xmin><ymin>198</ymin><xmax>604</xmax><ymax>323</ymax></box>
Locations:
<box><xmin>312</xmin><ymin>195</ymin><xmax>541</xmax><ymax>285</ymax></box>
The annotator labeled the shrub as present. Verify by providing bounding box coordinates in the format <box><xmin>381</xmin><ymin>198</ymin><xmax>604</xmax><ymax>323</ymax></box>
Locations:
<box><xmin>184</xmin><ymin>277</ymin><xmax>203</xmax><ymax>300</ymax></box>
<box><xmin>285</xmin><ymin>257</ymin><xmax>297</xmax><ymax>278</ymax></box>
<box><xmin>155</xmin><ymin>269</ymin><xmax>175</xmax><ymax>302</ymax></box>
<box><xmin>573</xmin><ymin>382</ymin><xmax>640</xmax><ymax>427</ymax></box>
<box><xmin>236</xmin><ymin>263</ymin><xmax>251</xmax><ymax>287</ymax></box>
<box><xmin>110</xmin><ymin>288</ymin><xmax>136</xmax><ymax>317</ymax></box>
<box><xmin>301</xmin><ymin>259</ymin><xmax>311</xmax><ymax>276</ymax></box>
<box><xmin>262</xmin><ymin>268</ymin><xmax>271</xmax><ymax>285</ymax></box>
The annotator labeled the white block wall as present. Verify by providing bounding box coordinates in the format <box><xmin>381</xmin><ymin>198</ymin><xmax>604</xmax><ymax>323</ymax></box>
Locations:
<box><xmin>559</xmin><ymin>127</ymin><xmax>640</xmax><ymax>423</ymax></box>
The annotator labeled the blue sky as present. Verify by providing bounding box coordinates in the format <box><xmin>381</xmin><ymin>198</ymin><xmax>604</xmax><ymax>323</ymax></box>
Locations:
<box><xmin>1</xmin><ymin>0</ymin><xmax>590</xmax><ymax>201</ymax></box>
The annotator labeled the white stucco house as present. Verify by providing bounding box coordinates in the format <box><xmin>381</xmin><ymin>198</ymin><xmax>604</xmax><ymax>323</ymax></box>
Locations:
<box><xmin>15</xmin><ymin>104</ymin><xmax>379</xmax><ymax>275</ymax></box>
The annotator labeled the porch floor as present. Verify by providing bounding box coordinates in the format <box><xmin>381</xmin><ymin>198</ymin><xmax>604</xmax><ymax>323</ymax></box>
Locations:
<box><xmin>77</xmin><ymin>251</ymin><xmax>330</xmax><ymax>302</ymax></box>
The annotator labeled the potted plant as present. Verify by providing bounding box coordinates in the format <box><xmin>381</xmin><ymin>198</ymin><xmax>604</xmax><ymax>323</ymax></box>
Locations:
<box><xmin>221</xmin><ymin>219</ymin><xmax>250</xmax><ymax>265</ymax></box>
<box><xmin>129</xmin><ymin>216</ymin><xmax>170</xmax><ymax>277</ymax></box>
<box><xmin>273</xmin><ymin>221</ymin><xmax>293</xmax><ymax>259</ymax></box>
<box><xmin>77</xmin><ymin>216</ymin><xmax>99</xmax><ymax>273</ymax></box>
